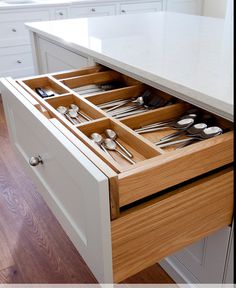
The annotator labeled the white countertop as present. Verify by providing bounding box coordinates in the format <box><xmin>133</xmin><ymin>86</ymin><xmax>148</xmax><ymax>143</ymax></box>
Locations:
<box><xmin>26</xmin><ymin>12</ymin><xmax>233</xmax><ymax>121</ymax></box>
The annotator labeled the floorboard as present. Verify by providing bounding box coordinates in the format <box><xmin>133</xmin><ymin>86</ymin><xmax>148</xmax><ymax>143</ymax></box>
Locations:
<box><xmin>0</xmin><ymin>99</ymin><xmax>174</xmax><ymax>284</ymax></box>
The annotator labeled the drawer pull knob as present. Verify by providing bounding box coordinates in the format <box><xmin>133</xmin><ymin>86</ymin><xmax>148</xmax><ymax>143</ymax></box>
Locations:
<box><xmin>91</xmin><ymin>8</ymin><xmax>96</xmax><ymax>12</ymax></box>
<box><xmin>59</xmin><ymin>12</ymin><xmax>64</xmax><ymax>15</ymax></box>
<box><xmin>12</xmin><ymin>28</ymin><xmax>17</xmax><ymax>32</ymax></box>
<box><xmin>29</xmin><ymin>156</ymin><xmax>43</xmax><ymax>167</ymax></box>
<box><xmin>121</xmin><ymin>9</ymin><xmax>126</xmax><ymax>13</ymax></box>
<box><xmin>17</xmin><ymin>60</ymin><xmax>22</xmax><ymax>64</ymax></box>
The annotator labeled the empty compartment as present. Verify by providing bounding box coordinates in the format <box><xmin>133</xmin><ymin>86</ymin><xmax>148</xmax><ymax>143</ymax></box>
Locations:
<box><xmin>60</xmin><ymin>70</ymin><xmax>141</xmax><ymax>97</ymax></box>
<box><xmin>20</xmin><ymin>76</ymin><xmax>69</xmax><ymax>99</ymax></box>
<box><xmin>87</xmin><ymin>84</ymin><xmax>176</xmax><ymax>119</ymax></box>
<box><xmin>121</xmin><ymin>103</ymin><xmax>233</xmax><ymax>152</ymax></box>
<box><xmin>45</xmin><ymin>94</ymin><xmax>105</xmax><ymax>125</ymax></box>
<box><xmin>78</xmin><ymin>118</ymin><xmax>160</xmax><ymax>171</ymax></box>
<box><xmin>52</xmin><ymin>65</ymin><xmax>107</xmax><ymax>80</ymax></box>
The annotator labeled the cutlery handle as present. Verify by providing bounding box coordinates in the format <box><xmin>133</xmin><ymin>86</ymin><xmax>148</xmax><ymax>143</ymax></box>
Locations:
<box><xmin>160</xmin><ymin>131</ymin><xmax>184</xmax><ymax>141</ymax></box>
<box><xmin>137</xmin><ymin>126</ymin><xmax>168</xmax><ymax>134</ymax></box>
<box><xmin>116</xmin><ymin>149</ymin><xmax>136</xmax><ymax>164</ymax></box>
<box><xmin>106</xmin><ymin>100</ymin><xmax>130</xmax><ymax>112</ymax></box>
<box><xmin>115</xmin><ymin>140</ymin><xmax>133</xmax><ymax>158</ymax></box>
<box><xmin>101</xmin><ymin>145</ymin><xmax>115</xmax><ymax>160</ymax></box>
<box><xmin>78</xmin><ymin>111</ymin><xmax>92</xmax><ymax>121</ymax></box>
<box><xmin>157</xmin><ymin>137</ymin><xmax>195</xmax><ymax>148</ymax></box>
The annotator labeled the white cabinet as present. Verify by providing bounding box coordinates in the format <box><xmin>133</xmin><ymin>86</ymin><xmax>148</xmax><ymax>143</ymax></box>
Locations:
<box><xmin>0</xmin><ymin>9</ymin><xmax>50</xmax><ymax>47</ymax></box>
<box><xmin>160</xmin><ymin>227</ymin><xmax>232</xmax><ymax>283</ymax></box>
<box><xmin>119</xmin><ymin>1</ymin><xmax>162</xmax><ymax>14</ymax></box>
<box><xmin>35</xmin><ymin>37</ymin><xmax>92</xmax><ymax>74</ymax></box>
<box><xmin>69</xmin><ymin>4</ymin><xmax>116</xmax><ymax>18</ymax></box>
<box><xmin>164</xmin><ymin>0</ymin><xmax>203</xmax><ymax>15</ymax></box>
<box><xmin>1</xmin><ymin>78</ymin><xmax>113</xmax><ymax>283</ymax></box>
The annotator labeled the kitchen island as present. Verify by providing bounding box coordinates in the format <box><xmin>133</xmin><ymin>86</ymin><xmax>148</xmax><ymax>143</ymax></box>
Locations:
<box><xmin>0</xmin><ymin>11</ymin><xmax>233</xmax><ymax>284</ymax></box>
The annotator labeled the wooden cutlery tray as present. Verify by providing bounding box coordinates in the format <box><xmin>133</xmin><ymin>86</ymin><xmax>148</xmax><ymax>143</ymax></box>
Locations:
<box><xmin>14</xmin><ymin>64</ymin><xmax>234</xmax><ymax>219</ymax></box>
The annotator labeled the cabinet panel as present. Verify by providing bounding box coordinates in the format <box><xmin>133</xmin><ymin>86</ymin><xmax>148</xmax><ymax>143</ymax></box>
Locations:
<box><xmin>160</xmin><ymin>227</ymin><xmax>232</xmax><ymax>283</ymax></box>
<box><xmin>165</xmin><ymin>0</ymin><xmax>203</xmax><ymax>15</ymax></box>
<box><xmin>37</xmin><ymin>37</ymin><xmax>89</xmax><ymax>74</ymax></box>
<box><xmin>120</xmin><ymin>1</ymin><xmax>162</xmax><ymax>14</ymax></box>
<box><xmin>0</xmin><ymin>78</ymin><xmax>113</xmax><ymax>283</ymax></box>
<box><xmin>0</xmin><ymin>10</ymin><xmax>50</xmax><ymax>47</ymax></box>
<box><xmin>70</xmin><ymin>4</ymin><xmax>116</xmax><ymax>18</ymax></box>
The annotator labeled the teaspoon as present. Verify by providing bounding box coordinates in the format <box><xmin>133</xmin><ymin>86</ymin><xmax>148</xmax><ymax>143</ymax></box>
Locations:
<box><xmin>105</xmin><ymin>129</ymin><xmax>133</xmax><ymax>158</ymax></box>
<box><xmin>104</xmin><ymin>139</ymin><xmax>136</xmax><ymax>165</ymax></box>
<box><xmin>90</xmin><ymin>133</ymin><xmax>114</xmax><ymax>159</ymax></box>
<box><xmin>57</xmin><ymin>106</ymin><xmax>77</xmax><ymax>124</ymax></box>
<box><xmin>70</xmin><ymin>104</ymin><xmax>92</xmax><ymax>121</ymax></box>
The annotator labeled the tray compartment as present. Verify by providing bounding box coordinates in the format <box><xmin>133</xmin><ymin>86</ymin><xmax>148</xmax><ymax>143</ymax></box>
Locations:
<box><xmin>45</xmin><ymin>94</ymin><xmax>104</xmax><ymax>124</ymax></box>
<box><xmin>78</xmin><ymin>118</ymin><xmax>160</xmax><ymax>171</ymax></box>
<box><xmin>60</xmin><ymin>70</ymin><xmax>141</xmax><ymax>97</ymax></box>
<box><xmin>121</xmin><ymin>103</ymin><xmax>233</xmax><ymax>152</ymax></box>
<box><xmin>19</xmin><ymin>76</ymin><xmax>69</xmax><ymax>99</ymax></box>
<box><xmin>52</xmin><ymin>65</ymin><xmax>106</xmax><ymax>80</ymax></box>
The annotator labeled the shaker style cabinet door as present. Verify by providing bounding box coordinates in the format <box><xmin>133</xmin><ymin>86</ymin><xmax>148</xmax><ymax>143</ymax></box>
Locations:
<box><xmin>36</xmin><ymin>37</ymin><xmax>90</xmax><ymax>74</ymax></box>
<box><xmin>164</xmin><ymin>0</ymin><xmax>203</xmax><ymax>15</ymax></box>
<box><xmin>69</xmin><ymin>4</ymin><xmax>116</xmax><ymax>18</ymax></box>
<box><xmin>0</xmin><ymin>78</ymin><xmax>113</xmax><ymax>283</ymax></box>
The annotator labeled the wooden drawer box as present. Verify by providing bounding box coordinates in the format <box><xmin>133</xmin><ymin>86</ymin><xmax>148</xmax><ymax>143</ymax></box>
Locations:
<box><xmin>0</xmin><ymin>64</ymin><xmax>233</xmax><ymax>283</ymax></box>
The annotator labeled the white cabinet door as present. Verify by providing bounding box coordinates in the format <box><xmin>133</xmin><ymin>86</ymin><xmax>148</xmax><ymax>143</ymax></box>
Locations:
<box><xmin>164</xmin><ymin>0</ymin><xmax>203</xmax><ymax>15</ymax></box>
<box><xmin>0</xmin><ymin>9</ymin><xmax>50</xmax><ymax>47</ymax></box>
<box><xmin>36</xmin><ymin>37</ymin><xmax>90</xmax><ymax>74</ymax></box>
<box><xmin>119</xmin><ymin>1</ymin><xmax>162</xmax><ymax>14</ymax></box>
<box><xmin>160</xmin><ymin>227</ymin><xmax>231</xmax><ymax>283</ymax></box>
<box><xmin>0</xmin><ymin>78</ymin><xmax>113</xmax><ymax>283</ymax></box>
<box><xmin>69</xmin><ymin>4</ymin><xmax>116</xmax><ymax>18</ymax></box>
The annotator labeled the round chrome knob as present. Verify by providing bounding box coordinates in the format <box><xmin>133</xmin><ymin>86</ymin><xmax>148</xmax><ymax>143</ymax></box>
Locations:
<box><xmin>12</xmin><ymin>28</ymin><xmax>17</xmax><ymax>32</ymax></box>
<box><xmin>59</xmin><ymin>12</ymin><xmax>64</xmax><ymax>16</ymax></box>
<box><xmin>17</xmin><ymin>60</ymin><xmax>22</xmax><ymax>64</ymax></box>
<box><xmin>29</xmin><ymin>156</ymin><xmax>43</xmax><ymax>166</ymax></box>
<box><xmin>91</xmin><ymin>8</ymin><xmax>96</xmax><ymax>12</ymax></box>
<box><xmin>121</xmin><ymin>9</ymin><xmax>126</xmax><ymax>13</ymax></box>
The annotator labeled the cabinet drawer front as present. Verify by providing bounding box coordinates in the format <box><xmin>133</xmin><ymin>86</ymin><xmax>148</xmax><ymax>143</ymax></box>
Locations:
<box><xmin>0</xmin><ymin>78</ymin><xmax>113</xmax><ymax>283</ymax></box>
<box><xmin>112</xmin><ymin>168</ymin><xmax>234</xmax><ymax>282</ymax></box>
<box><xmin>70</xmin><ymin>4</ymin><xmax>116</xmax><ymax>18</ymax></box>
<box><xmin>0</xmin><ymin>50</ymin><xmax>33</xmax><ymax>73</ymax></box>
<box><xmin>120</xmin><ymin>1</ymin><xmax>162</xmax><ymax>13</ymax></box>
<box><xmin>0</xmin><ymin>10</ymin><xmax>50</xmax><ymax>47</ymax></box>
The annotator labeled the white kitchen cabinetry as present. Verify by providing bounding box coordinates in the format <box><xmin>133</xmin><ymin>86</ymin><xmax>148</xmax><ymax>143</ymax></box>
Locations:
<box><xmin>1</xmin><ymin>78</ymin><xmax>113</xmax><ymax>282</ymax></box>
<box><xmin>160</xmin><ymin>226</ymin><xmax>233</xmax><ymax>283</ymax></box>
<box><xmin>69</xmin><ymin>4</ymin><xmax>116</xmax><ymax>18</ymax></box>
<box><xmin>119</xmin><ymin>1</ymin><xmax>162</xmax><ymax>14</ymax></box>
<box><xmin>164</xmin><ymin>0</ymin><xmax>203</xmax><ymax>15</ymax></box>
<box><xmin>35</xmin><ymin>37</ymin><xmax>93</xmax><ymax>74</ymax></box>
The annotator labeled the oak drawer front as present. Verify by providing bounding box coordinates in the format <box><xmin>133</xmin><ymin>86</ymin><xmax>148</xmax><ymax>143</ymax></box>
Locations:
<box><xmin>111</xmin><ymin>168</ymin><xmax>234</xmax><ymax>282</ymax></box>
<box><xmin>69</xmin><ymin>4</ymin><xmax>116</xmax><ymax>18</ymax></box>
<box><xmin>0</xmin><ymin>78</ymin><xmax>113</xmax><ymax>283</ymax></box>
<box><xmin>0</xmin><ymin>10</ymin><xmax>50</xmax><ymax>47</ymax></box>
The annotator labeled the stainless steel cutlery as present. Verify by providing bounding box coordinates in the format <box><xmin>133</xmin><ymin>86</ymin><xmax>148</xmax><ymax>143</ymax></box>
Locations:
<box><xmin>56</xmin><ymin>104</ymin><xmax>91</xmax><ymax>124</ymax></box>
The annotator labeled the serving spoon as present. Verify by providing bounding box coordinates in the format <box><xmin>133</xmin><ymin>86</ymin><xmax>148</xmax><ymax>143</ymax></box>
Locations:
<box><xmin>70</xmin><ymin>104</ymin><xmax>92</xmax><ymax>121</ymax></box>
<box><xmin>90</xmin><ymin>133</ymin><xmax>114</xmax><ymax>159</ymax></box>
<box><xmin>57</xmin><ymin>106</ymin><xmax>77</xmax><ymax>124</ymax></box>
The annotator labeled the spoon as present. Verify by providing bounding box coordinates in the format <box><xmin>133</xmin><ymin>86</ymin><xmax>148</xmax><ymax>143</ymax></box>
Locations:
<box><xmin>90</xmin><ymin>133</ymin><xmax>114</xmax><ymax>159</ymax></box>
<box><xmin>136</xmin><ymin>118</ymin><xmax>195</xmax><ymax>134</ymax></box>
<box><xmin>67</xmin><ymin>109</ymin><xmax>80</xmax><ymax>123</ymax></box>
<box><xmin>157</xmin><ymin>126</ymin><xmax>223</xmax><ymax>148</ymax></box>
<box><xmin>157</xmin><ymin>123</ymin><xmax>208</xmax><ymax>143</ymax></box>
<box><xmin>104</xmin><ymin>139</ymin><xmax>136</xmax><ymax>165</ymax></box>
<box><xmin>70</xmin><ymin>104</ymin><xmax>92</xmax><ymax>121</ymax></box>
<box><xmin>135</xmin><ymin>114</ymin><xmax>198</xmax><ymax>132</ymax></box>
<box><xmin>56</xmin><ymin>106</ymin><xmax>77</xmax><ymax>124</ymax></box>
<box><xmin>105</xmin><ymin>129</ymin><xmax>133</xmax><ymax>158</ymax></box>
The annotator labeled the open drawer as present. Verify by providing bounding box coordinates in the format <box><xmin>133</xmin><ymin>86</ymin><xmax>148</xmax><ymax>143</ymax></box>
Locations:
<box><xmin>0</xmin><ymin>64</ymin><xmax>234</xmax><ymax>283</ymax></box>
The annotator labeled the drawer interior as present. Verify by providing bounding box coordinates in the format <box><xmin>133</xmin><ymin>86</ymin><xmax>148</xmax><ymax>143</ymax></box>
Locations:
<box><xmin>16</xmin><ymin>64</ymin><xmax>234</xmax><ymax>218</ymax></box>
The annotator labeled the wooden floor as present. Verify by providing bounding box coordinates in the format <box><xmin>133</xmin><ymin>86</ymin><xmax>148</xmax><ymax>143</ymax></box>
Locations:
<box><xmin>0</xmin><ymin>98</ymin><xmax>174</xmax><ymax>284</ymax></box>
